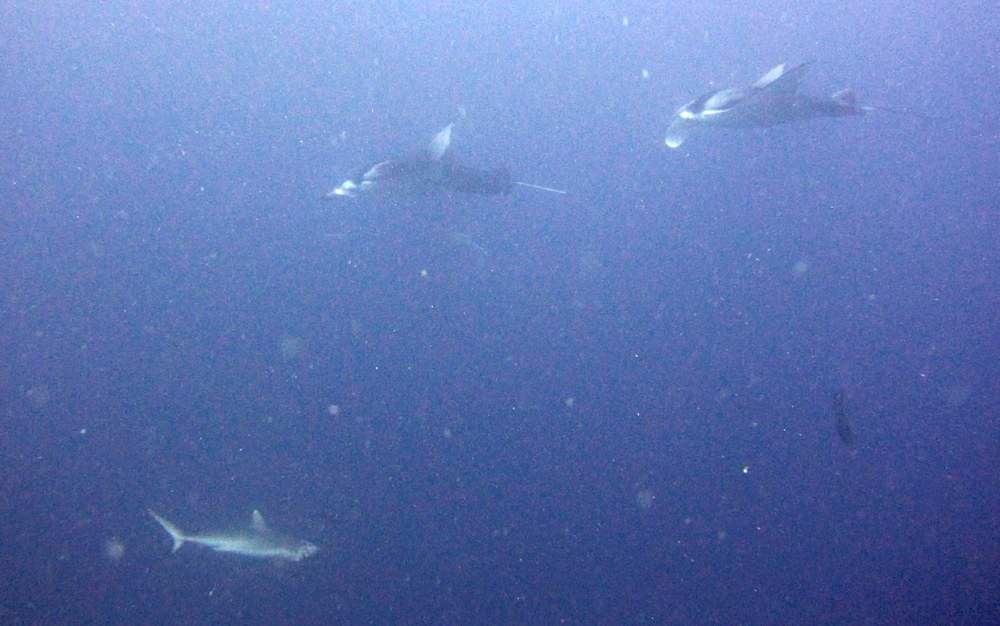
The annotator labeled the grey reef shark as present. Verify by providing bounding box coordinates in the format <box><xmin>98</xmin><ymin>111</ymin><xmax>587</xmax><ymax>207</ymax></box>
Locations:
<box><xmin>664</xmin><ymin>62</ymin><xmax>872</xmax><ymax>148</ymax></box>
<box><xmin>325</xmin><ymin>123</ymin><xmax>565</xmax><ymax>199</ymax></box>
<box><xmin>149</xmin><ymin>509</ymin><xmax>318</xmax><ymax>562</ymax></box>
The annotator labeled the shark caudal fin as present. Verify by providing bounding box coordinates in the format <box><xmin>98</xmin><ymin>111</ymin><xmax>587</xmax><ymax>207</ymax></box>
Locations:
<box><xmin>149</xmin><ymin>510</ymin><xmax>186</xmax><ymax>553</ymax></box>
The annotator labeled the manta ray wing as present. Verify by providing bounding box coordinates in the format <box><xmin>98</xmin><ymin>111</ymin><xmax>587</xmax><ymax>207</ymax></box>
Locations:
<box><xmin>710</xmin><ymin>62</ymin><xmax>817</xmax><ymax>127</ymax></box>
<box><xmin>427</xmin><ymin>123</ymin><xmax>453</xmax><ymax>160</ymax></box>
<box><xmin>751</xmin><ymin>62</ymin><xmax>813</xmax><ymax>95</ymax></box>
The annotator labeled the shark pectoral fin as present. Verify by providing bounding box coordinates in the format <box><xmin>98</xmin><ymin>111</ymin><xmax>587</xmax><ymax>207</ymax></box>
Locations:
<box><xmin>428</xmin><ymin>123</ymin><xmax>454</xmax><ymax>160</ymax></box>
<box><xmin>251</xmin><ymin>510</ymin><xmax>269</xmax><ymax>532</ymax></box>
<box><xmin>149</xmin><ymin>510</ymin><xmax>186</xmax><ymax>553</ymax></box>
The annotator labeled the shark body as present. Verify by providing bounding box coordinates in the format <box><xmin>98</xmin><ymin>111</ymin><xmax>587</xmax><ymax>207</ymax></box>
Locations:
<box><xmin>149</xmin><ymin>509</ymin><xmax>318</xmax><ymax>562</ymax></box>
<box><xmin>665</xmin><ymin>62</ymin><xmax>869</xmax><ymax>148</ymax></box>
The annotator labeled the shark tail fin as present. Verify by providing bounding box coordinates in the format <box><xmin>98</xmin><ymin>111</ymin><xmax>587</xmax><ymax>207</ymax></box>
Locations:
<box><xmin>149</xmin><ymin>510</ymin><xmax>186</xmax><ymax>553</ymax></box>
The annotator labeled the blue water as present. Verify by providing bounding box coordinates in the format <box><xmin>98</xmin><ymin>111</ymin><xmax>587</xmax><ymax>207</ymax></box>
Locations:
<box><xmin>2</xmin><ymin>2</ymin><xmax>997</xmax><ymax>624</ymax></box>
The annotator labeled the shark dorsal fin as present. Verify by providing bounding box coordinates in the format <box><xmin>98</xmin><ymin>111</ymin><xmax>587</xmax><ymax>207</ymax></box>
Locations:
<box><xmin>753</xmin><ymin>62</ymin><xmax>812</xmax><ymax>95</ymax></box>
<box><xmin>251</xmin><ymin>510</ymin><xmax>268</xmax><ymax>532</ymax></box>
<box><xmin>428</xmin><ymin>123</ymin><xmax>453</xmax><ymax>160</ymax></box>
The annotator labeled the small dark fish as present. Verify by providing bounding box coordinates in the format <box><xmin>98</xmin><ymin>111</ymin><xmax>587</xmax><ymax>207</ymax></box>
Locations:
<box><xmin>833</xmin><ymin>388</ymin><xmax>856</xmax><ymax>446</ymax></box>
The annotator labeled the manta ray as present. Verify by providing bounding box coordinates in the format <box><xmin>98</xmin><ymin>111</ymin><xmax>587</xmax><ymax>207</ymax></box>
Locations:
<box><xmin>664</xmin><ymin>62</ymin><xmax>869</xmax><ymax>148</ymax></box>
<box><xmin>326</xmin><ymin>124</ymin><xmax>564</xmax><ymax>199</ymax></box>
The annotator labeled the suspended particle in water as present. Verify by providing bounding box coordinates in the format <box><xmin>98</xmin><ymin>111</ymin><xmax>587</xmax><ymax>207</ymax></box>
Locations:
<box><xmin>636</xmin><ymin>488</ymin><xmax>655</xmax><ymax>510</ymax></box>
<box><xmin>104</xmin><ymin>537</ymin><xmax>125</xmax><ymax>561</ymax></box>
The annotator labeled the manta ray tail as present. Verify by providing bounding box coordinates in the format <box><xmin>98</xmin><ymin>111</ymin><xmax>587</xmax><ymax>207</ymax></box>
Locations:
<box><xmin>149</xmin><ymin>510</ymin><xmax>187</xmax><ymax>553</ymax></box>
<box><xmin>863</xmin><ymin>103</ymin><xmax>938</xmax><ymax>121</ymax></box>
<box><xmin>514</xmin><ymin>181</ymin><xmax>567</xmax><ymax>195</ymax></box>
<box><xmin>831</xmin><ymin>90</ymin><xmax>936</xmax><ymax>121</ymax></box>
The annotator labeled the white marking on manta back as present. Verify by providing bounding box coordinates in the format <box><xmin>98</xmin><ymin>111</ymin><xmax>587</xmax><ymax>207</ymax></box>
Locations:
<box><xmin>753</xmin><ymin>63</ymin><xmax>787</xmax><ymax>88</ymax></box>
<box><xmin>428</xmin><ymin>123</ymin><xmax>453</xmax><ymax>159</ymax></box>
